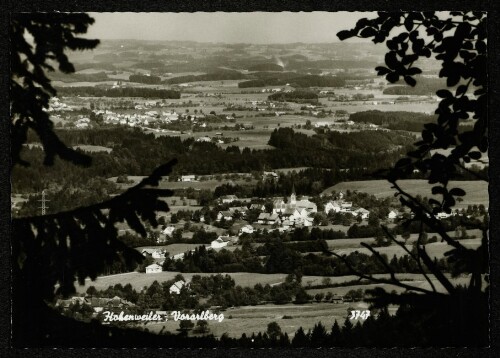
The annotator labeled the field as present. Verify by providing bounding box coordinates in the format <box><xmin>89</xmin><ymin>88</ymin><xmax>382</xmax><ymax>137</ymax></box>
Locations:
<box><xmin>83</xmin><ymin>272</ymin><xmax>476</xmax><ymax>339</ymax></box>
<box><xmin>322</xmin><ymin>180</ymin><xmax>488</xmax><ymax>209</ymax></box>
<box><xmin>143</xmin><ymin>301</ymin><xmax>383</xmax><ymax>338</ymax></box>
<box><xmin>328</xmin><ymin>237</ymin><xmax>481</xmax><ymax>259</ymax></box>
<box><xmin>72</xmin><ymin>145</ymin><xmax>112</xmax><ymax>153</ymax></box>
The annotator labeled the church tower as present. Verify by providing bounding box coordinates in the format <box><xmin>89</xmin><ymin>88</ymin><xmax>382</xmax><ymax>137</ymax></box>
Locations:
<box><xmin>290</xmin><ymin>184</ymin><xmax>296</xmax><ymax>206</ymax></box>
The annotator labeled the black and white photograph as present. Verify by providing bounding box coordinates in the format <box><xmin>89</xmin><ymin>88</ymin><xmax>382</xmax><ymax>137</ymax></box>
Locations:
<box><xmin>9</xmin><ymin>10</ymin><xmax>490</xmax><ymax>349</ymax></box>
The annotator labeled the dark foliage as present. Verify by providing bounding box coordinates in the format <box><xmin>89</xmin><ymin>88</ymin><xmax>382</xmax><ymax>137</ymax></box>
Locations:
<box><xmin>334</xmin><ymin>11</ymin><xmax>488</xmax><ymax>346</ymax></box>
<box><xmin>56</xmin><ymin>86</ymin><xmax>181</xmax><ymax>99</ymax></box>
<box><xmin>10</xmin><ymin>13</ymin><xmax>179</xmax><ymax>347</ymax></box>
<box><xmin>11</xmin><ymin>13</ymin><xmax>100</xmax><ymax>168</ymax></box>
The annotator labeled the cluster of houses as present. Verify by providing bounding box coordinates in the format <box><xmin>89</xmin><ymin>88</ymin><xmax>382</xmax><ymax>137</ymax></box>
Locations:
<box><xmin>95</xmin><ymin>107</ymin><xmax>207</xmax><ymax>129</ymax></box>
<box><xmin>55</xmin><ymin>295</ymin><xmax>136</xmax><ymax>316</ymax></box>
<box><xmin>256</xmin><ymin>191</ymin><xmax>318</xmax><ymax>229</ymax></box>
<box><xmin>99</xmin><ymin>109</ymin><xmax>180</xmax><ymax>127</ymax></box>
<box><xmin>324</xmin><ymin>193</ymin><xmax>370</xmax><ymax>219</ymax></box>
<box><xmin>46</xmin><ymin>97</ymin><xmax>73</xmax><ymax>112</ymax></box>
<box><xmin>75</xmin><ymin>116</ymin><xmax>91</xmax><ymax>129</ymax></box>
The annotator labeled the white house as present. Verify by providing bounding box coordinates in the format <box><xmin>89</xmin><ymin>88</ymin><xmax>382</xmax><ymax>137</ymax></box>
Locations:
<box><xmin>169</xmin><ymin>280</ymin><xmax>188</xmax><ymax>295</ymax></box>
<box><xmin>228</xmin><ymin>206</ymin><xmax>248</xmax><ymax>218</ymax></box>
<box><xmin>196</xmin><ymin>136</ymin><xmax>211</xmax><ymax>142</ymax></box>
<box><xmin>145</xmin><ymin>263</ymin><xmax>162</xmax><ymax>274</ymax></box>
<box><xmin>436</xmin><ymin>212</ymin><xmax>453</xmax><ymax>219</ymax></box>
<box><xmin>161</xmin><ymin>226</ymin><xmax>176</xmax><ymax>237</ymax></box>
<box><xmin>180</xmin><ymin>175</ymin><xmax>196</xmax><ymax>182</ymax></box>
<box><xmin>141</xmin><ymin>248</ymin><xmax>157</xmax><ymax>256</ymax></box>
<box><xmin>324</xmin><ymin>200</ymin><xmax>353</xmax><ymax>214</ymax></box>
<box><xmin>387</xmin><ymin>210</ymin><xmax>399</xmax><ymax>220</ymax></box>
<box><xmin>171</xmin><ymin>253</ymin><xmax>185</xmax><ymax>261</ymax></box>
<box><xmin>239</xmin><ymin>225</ymin><xmax>254</xmax><ymax>235</ymax></box>
<box><xmin>325</xmin><ymin>201</ymin><xmax>341</xmax><ymax>214</ymax></box>
<box><xmin>221</xmin><ymin>195</ymin><xmax>238</xmax><ymax>204</ymax></box>
<box><xmin>353</xmin><ymin>208</ymin><xmax>370</xmax><ymax>220</ymax></box>
<box><xmin>211</xmin><ymin>238</ymin><xmax>229</xmax><ymax>249</ymax></box>
<box><xmin>216</xmin><ymin>211</ymin><xmax>233</xmax><ymax>222</ymax></box>
<box><xmin>257</xmin><ymin>212</ymin><xmax>280</xmax><ymax>225</ymax></box>
<box><xmin>152</xmin><ymin>250</ymin><xmax>166</xmax><ymax>259</ymax></box>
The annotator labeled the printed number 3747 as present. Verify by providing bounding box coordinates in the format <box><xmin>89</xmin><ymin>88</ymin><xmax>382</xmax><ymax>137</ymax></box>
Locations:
<box><xmin>349</xmin><ymin>310</ymin><xmax>370</xmax><ymax>320</ymax></box>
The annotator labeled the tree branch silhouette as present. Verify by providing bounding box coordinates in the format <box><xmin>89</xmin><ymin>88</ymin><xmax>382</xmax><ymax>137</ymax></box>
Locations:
<box><xmin>336</xmin><ymin>11</ymin><xmax>488</xmax><ymax>310</ymax></box>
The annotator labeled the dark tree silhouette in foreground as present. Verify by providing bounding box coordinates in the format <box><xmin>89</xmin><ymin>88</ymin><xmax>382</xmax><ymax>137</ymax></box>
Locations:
<box><xmin>331</xmin><ymin>11</ymin><xmax>488</xmax><ymax>346</ymax></box>
<box><xmin>10</xmin><ymin>13</ymin><xmax>177</xmax><ymax>347</ymax></box>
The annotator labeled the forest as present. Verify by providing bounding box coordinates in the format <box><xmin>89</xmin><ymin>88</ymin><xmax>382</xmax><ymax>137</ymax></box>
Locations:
<box><xmin>349</xmin><ymin>110</ymin><xmax>437</xmax><ymax>132</ymax></box>
<box><xmin>55</xmin><ymin>86</ymin><xmax>181</xmax><ymax>99</ymax></box>
<box><xmin>12</xmin><ymin>127</ymin><xmax>415</xmax><ymax>195</ymax></box>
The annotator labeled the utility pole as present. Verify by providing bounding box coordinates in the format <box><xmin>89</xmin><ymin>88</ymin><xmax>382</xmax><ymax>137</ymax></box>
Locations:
<box><xmin>38</xmin><ymin>190</ymin><xmax>49</xmax><ymax>215</ymax></box>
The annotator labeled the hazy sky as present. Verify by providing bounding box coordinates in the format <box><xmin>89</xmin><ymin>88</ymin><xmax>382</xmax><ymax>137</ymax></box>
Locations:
<box><xmin>86</xmin><ymin>12</ymin><xmax>373</xmax><ymax>43</ymax></box>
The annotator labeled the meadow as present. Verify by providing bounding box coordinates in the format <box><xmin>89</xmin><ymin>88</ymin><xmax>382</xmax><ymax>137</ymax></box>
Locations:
<box><xmin>323</xmin><ymin>180</ymin><xmax>488</xmax><ymax>209</ymax></box>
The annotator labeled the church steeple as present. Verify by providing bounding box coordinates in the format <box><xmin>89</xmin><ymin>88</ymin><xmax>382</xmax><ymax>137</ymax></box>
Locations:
<box><xmin>290</xmin><ymin>184</ymin><xmax>296</xmax><ymax>205</ymax></box>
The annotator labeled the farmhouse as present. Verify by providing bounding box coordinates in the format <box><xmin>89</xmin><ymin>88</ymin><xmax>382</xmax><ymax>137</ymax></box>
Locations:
<box><xmin>211</xmin><ymin>238</ymin><xmax>227</xmax><ymax>249</ymax></box>
<box><xmin>151</xmin><ymin>250</ymin><xmax>166</xmax><ymax>259</ymax></box>
<box><xmin>196</xmin><ymin>136</ymin><xmax>211</xmax><ymax>143</ymax></box>
<box><xmin>216</xmin><ymin>211</ymin><xmax>233</xmax><ymax>222</ymax></box>
<box><xmin>169</xmin><ymin>280</ymin><xmax>189</xmax><ymax>295</ymax></box>
<box><xmin>239</xmin><ymin>225</ymin><xmax>254</xmax><ymax>235</ymax></box>
<box><xmin>211</xmin><ymin>235</ymin><xmax>238</xmax><ymax>249</ymax></box>
<box><xmin>331</xmin><ymin>295</ymin><xmax>344</xmax><ymax>303</ymax></box>
<box><xmin>141</xmin><ymin>248</ymin><xmax>157</xmax><ymax>256</ymax></box>
<box><xmin>387</xmin><ymin>210</ymin><xmax>400</xmax><ymax>220</ymax></box>
<box><xmin>180</xmin><ymin>175</ymin><xmax>196</xmax><ymax>182</ymax></box>
<box><xmin>228</xmin><ymin>206</ymin><xmax>248</xmax><ymax>217</ymax></box>
<box><xmin>145</xmin><ymin>263</ymin><xmax>162</xmax><ymax>274</ymax></box>
<box><xmin>250</xmin><ymin>203</ymin><xmax>265</xmax><ymax>211</ymax></box>
<box><xmin>353</xmin><ymin>208</ymin><xmax>370</xmax><ymax>219</ymax></box>
<box><xmin>257</xmin><ymin>212</ymin><xmax>280</xmax><ymax>225</ymax></box>
<box><xmin>324</xmin><ymin>200</ymin><xmax>353</xmax><ymax>214</ymax></box>
<box><xmin>262</xmin><ymin>171</ymin><xmax>278</xmax><ymax>181</ymax></box>
<box><xmin>220</xmin><ymin>195</ymin><xmax>238</xmax><ymax>204</ymax></box>
<box><xmin>161</xmin><ymin>226</ymin><xmax>176</xmax><ymax>237</ymax></box>
<box><xmin>171</xmin><ymin>253</ymin><xmax>185</xmax><ymax>261</ymax></box>
<box><xmin>436</xmin><ymin>211</ymin><xmax>453</xmax><ymax>219</ymax></box>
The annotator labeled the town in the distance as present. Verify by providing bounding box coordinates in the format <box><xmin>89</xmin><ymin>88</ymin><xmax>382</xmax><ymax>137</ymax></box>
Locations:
<box><xmin>11</xmin><ymin>39</ymin><xmax>488</xmax><ymax>339</ymax></box>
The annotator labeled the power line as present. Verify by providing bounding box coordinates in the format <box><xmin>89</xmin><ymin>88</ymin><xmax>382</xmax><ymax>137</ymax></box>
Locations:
<box><xmin>38</xmin><ymin>190</ymin><xmax>50</xmax><ymax>215</ymax></box>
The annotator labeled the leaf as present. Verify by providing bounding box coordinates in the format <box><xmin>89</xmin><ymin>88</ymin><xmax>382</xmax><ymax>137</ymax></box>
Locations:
<box><xmin>404</xmin><ymin>18</ymin><xmax>414</xmax><ymax>31</ymax></box>
<box><xmin>360</xmin><ymin>27</ymin><xmax>377</xmax><ymax>38</ymax></box>
<box><xmin>406</xmin><ymin>67</ymin><xmax>422</xmax><ymax>76</ymax></box>
<box><xmin>404</xmin><ymin>76</ymin><xmax>416</xmax><ymax>87</ymax></box>
<box><xmin>431</xmin><ymin>186</ymin><xmax>445</xmax><ymax>195</ymax></box>
<box><xmin>385</xmin><ymin>51</ymin><xmax>399</xmax><ymax>70</ymax></box>
<box><xmin>456</xmin><ymin>85</ymin><xmax>468</xmax><ymax>96</ymax></box>
<box><xmin>421</xmin><ymin>129</ymin><xmax>433</xmax><ymax>143</ymax></box>
<box><xmin>449</xmin><ymin>188</ymin><xmax>466</xmax><ymax>196</ymax></box>
<box><xmin>436</xmin><ymin>89</ymin><xmax>453</xmax><ymax>98</ymax></box>
<box><xmin>447</xmin><ymin>74</ymin><xmax>461</xmax><ymax>87</ymax></box>
<box><xmin>386</xmin><ymin>72</ymin><xmax>399</xmax><ymax>83</ymax></box>
<box><xmin>337</xmin><ymin>30</ymin><xmax>354</xmax><ymax>41</ymax></box>
<box><xmin>375</xmin><ymin>66</ymin><xmax>391</xmax><ymax>75</ymax></box>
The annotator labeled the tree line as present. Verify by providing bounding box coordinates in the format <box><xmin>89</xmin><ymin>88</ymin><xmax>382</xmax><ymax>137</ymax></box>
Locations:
<box><xmin>55</xmin><ymin>86</ymin><xmax>181</xmax><ymax>99</ymax></box>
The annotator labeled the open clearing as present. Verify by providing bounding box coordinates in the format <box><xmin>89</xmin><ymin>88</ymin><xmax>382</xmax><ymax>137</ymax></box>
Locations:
<box><xmin>323</xmin><ymin>180</ymin><xmax>488</xmax><ymax>209</ymax></box>
<box><xmin>328</xmin><ymin>238</ymin><xmax>481</xmax><ymax>259</ymax></box>
<box><xmin>73</xmin><ymin>145</ymin><xmax>112</xmax><ymax>153</ymax></box>
<box><xmin>76</xmin><ymin>271</ymin><xmax>465</xmax><ymax>294</ymax></box>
